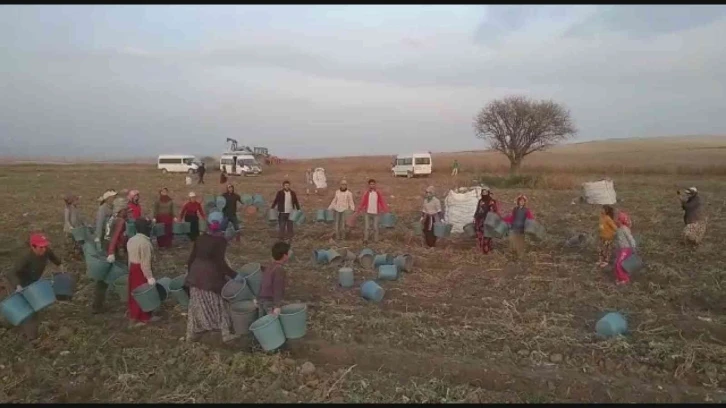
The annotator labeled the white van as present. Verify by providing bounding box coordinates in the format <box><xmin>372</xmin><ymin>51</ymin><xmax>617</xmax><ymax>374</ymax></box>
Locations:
<box><xmin>220</xmin><ymin>153</ymin><xmax>262</xmax><ymax>176</ymax></box>
<box><xmin>391</xmin><ymin>153</ymin><xmax>433</xmax><ymax>178</ymax></box>
<box><xmin>157</xmin><ymin>155</ymin><xmax>199</xmax><ymax>174</ymax></box>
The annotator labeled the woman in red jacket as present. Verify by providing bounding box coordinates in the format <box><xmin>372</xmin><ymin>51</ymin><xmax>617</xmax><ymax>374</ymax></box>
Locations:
<box><xmin>127</xmin><ymin>190</ymin><xmax>142</xmax><ymax>220</ymax></box>
<box><xmin>180</xmin><ymin>192</ymin><xmax>206</xmax><ymax>241</ymax></box>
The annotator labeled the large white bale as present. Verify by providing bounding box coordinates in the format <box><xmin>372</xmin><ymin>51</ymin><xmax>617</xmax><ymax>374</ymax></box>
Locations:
<box><xmin>444</xmin><ymin>187</ymin><xmax>482</xmax><ymax>234</ymax></box>
<box><xmin>582</xmin><ymin>179</ymin><xmax>617</xmax><ymax>205</ymax></box>
<box><xmin>313</xmin><ymin>168</ymin><xmax>327</xmax><ymax>189</ymax></box>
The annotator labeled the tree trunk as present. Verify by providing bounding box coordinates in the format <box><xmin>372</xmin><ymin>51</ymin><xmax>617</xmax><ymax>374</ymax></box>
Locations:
<box><xmin>508</xmin><ymin>158</ymin><xmax>523</xmax><ymax>175</ymax></box>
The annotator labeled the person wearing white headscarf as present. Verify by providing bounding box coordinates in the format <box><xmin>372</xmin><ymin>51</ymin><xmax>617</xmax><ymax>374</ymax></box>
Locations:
<box><xmin>679</xmin><ymin>187</ymin><xmax>706</xmax><ymax>246</ymax></box>
<box><xmin>420</xmin><ymin>186</ymin><xmax>443</xmax><ymax>248</ymax></box>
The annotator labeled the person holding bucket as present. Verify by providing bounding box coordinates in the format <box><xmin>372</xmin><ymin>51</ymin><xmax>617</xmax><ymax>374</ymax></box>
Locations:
<box><xmin>257</xmin><ymin>241</ymin><xmax>291</xmax><ymax>317</ymax></box>
<box><xmin>127</xmin><ymin>190</ymin><xmax>142</xmax><ymax>220</ymax></box>
<box><xmin>185</xmin><ymin>215</ymin><xmax>239</xmax><ymax>343</ymax></box>
<box><xmin>502</xmin><ymin>194</ymin><xmax>535</xmax><ymax>261</ymax></box>
<box><xmin>473</xmin><ymin>188</ymin><xmax>499</xmax><ymax>254</ymax></box>
<box><xmin>152</xmin><ymin>188</ymin><xmax>177</xmax><ymax>249</ymax></box>
<box><xmin>106</xmin><ymin>197</ymin><xmax>130</xmax><ymax>264</ymax></box>
<box><xmin>125</xmin><ymin>218</ymin><xmax>161</xmax><ymax>325</ymax></box>
<box><xmin>62</xmin><ymin>193</ymin><xmax>85</xmax><ymax>259</ymax></box>
<box><xmin>271</xmin><ymin>180</ymin><xmax>301</xmax><ymax>241</ymax></box>
<box><xmin>328</xmin><ymin>179</ymin><xmax>355</xmax><ymax>241</ymax></box>
<box><xmin>93</xmin><ymin>190</ymin><xmax>117</xmax><ymax>251</ymax></box>
<box><xmin>679</xmin><ymin>187</ymin><xmax>706</xmax><ymax>246</ymax></box>
<box><xmin>221</xmin><ymin>184</ymin><xmax>244</xmax><ymax>243</ymax></box>
<box><xmin>420</xmin><ymin>186</ymin><xmax>443</xmax><ymax>248</ymax></box>
<box><xmin>597</xmin><ymin>205</ymin><xmax>618</xmax><ymax>268</ymax></box>
<box><xmin>180</xmin><ymin>192</ymin><xmax>206</xmax><ymax>241</ymax></box>
<box><xmin>9</xmin><ymin>233</ymin><xmax>61</xmax><ymax>340</ymax></box>
<box><xmin>356</xmin><ymin>179</ymin><xmax>389</xmax><ymax>243</ymax></box>
<box><xmin>613</xmin><ymin>211</ymin><xmax>637</xmax><ymax>285</ymax></box>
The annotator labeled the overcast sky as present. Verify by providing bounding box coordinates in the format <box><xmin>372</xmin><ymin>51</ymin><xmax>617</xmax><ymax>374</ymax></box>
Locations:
<box><xmin>1</xmin><ymin>5</ymin><xmax>725</xmax><ymax>159</ymax></box>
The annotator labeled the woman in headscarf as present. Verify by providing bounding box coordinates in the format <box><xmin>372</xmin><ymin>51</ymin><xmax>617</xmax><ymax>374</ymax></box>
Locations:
<box><xmin>62</xmin><ymin>193</ymin><xmax>85</xmax><ymax>259</ymax></box>
<box><xmin>597</xmin><ymin>205</ymin><xmax>618</xmax><ymax>268</ymax></box>
<box><xmin>106</xmin><ymin>197</ymin><xmax>129</xmax><ymax>264</ymax></box>
<box><xmin>420</xmin><ymin>186</ymin><xmax>443</xmax><ymax>248</ymax></box>
<box><xmin>127</xmin><ymin>190</ymin><xmax>142</xmax><ymax>220</ymax></box>
<box><xmin>473</xmin><ymin>188</ymin><xmax>499</xmax><ymax>254</ymax></box>
<box><xmin>153</xmin><ymin>187</ymin><xmax>176</xmax><ymax>249</ymax></box>
<box><xmin>126</xmin><ymin>217</ymin><xmax>160</xmax><ymax>325</ymax></box>
<box><xmin>180</xmin><ymin>192</ymin><xmax>206</xmax><ymax>241</ymax></box>
<box><xmin>679</xmin><ymin>187</ymin><xmax>706</xmax><ymax>246</ymax></box>
<box><xmin>613</xmin><ymin>211</ymin><xmax>637</xmax><ymax>285</ymax></box>
<box><xmin>93</xmin><ymin>189</ymin><xmax>117</xmax><ymax>252</ymax></box>
<box><xmin>185</xmin><ymin>213</ymin><xmax>240</xmax><ymax>343</ymax></box>
<box><xmin>503</xmin><ymin>194</ymin><xmax>535</xmax><ymax>261</ymax></box>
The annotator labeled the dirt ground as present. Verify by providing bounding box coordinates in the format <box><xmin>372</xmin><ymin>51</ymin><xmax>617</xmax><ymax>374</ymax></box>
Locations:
<box><xmin>1</xmin><ymin>151</ymin><xmax>726</xmax><ymax>403</ymax></box>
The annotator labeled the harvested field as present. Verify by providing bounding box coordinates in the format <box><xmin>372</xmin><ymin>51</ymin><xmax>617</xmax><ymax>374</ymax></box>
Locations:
<box><xmin>2</xmin><ymin>138</ymin><xmax>726</xmax><ymax>403</ymax></box>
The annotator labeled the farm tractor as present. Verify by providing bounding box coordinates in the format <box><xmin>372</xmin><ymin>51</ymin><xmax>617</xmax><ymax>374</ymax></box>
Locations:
<box><xmin>225</xmin><ymin>138</ymin><xmax>283</xmax><ymax>166</ymax></box>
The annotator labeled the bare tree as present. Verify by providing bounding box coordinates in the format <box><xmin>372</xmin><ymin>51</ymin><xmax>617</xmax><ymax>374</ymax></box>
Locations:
<box><xmin>473</xmin><ymin>96</ymin><xmax>577</xmax><ymax>174</ymax></box>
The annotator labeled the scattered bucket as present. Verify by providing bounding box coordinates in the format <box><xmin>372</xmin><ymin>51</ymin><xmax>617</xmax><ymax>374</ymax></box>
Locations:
<box><xmin>312</xmin><ymin>249</ymin><xmax>329</xmax><ymax>265</ymax></box>
<box><xmin>433</xmin><ymin>222</ymin><xmax>453</xmax><ymax>238</ymax></box>
<box><xmin>156</xmin><ymin>277</ymin><xmax>172</xmax><ymax>302</ymax></box>
<box><xmin>215</xmin><ymin>196</ymin><xmax>227</xmax><ymax>211</ymax></box>
<box><xmin>279</xmin><ymin>303</ymin><xmax>308</xmax><ymax>339</ymax></box>
<box><xmin>168</xmin><ymin>275</ymin><xmax>189</xmax><ymax>308</ymax></box>
<box><xmin>221</xmin><ymin>279</ymin><xmax>254</xmax><ymax>303</ymax></box>
<box><xmin>113</xmin><ymin>275</ymin><xmax>128</xmax><ymax>303</ymax></box>
<box><xmin>411</xmin><ymin>221</ymin><xmax>423</xmax><ymax>236</ymax></box>
<box><xmin>380</xmin><ymin>213</ymin><xmax>397</xmax><ymax>228</ymax></box>
<box><xmin>230</xmin><ymin>301</ymin><xmax>258</xmax><ymax>335</ymax></box>
<box><xmin>131</xmin><ymin>283</ymin><xmax>162</xmax><ymax>312</ymax></box>
<box><xmin>52</xmin><ymin>273</ymin><xmax>76</xmax><ymax>299</ymax></box>
<box><xmin>324</xmin><ymin>209</ymin><xmax>335</xmax><ymax>223</ymax></box>
<box><xmin>340</xmin><ymin>249</ymin><xmax>357</xmax><ymax>262</ymax></box>
<box><xmin>250</xmin><ymin>314</ymin><xmax>286</xmax><ymax>351</ymax></box>
<box><xmin>71</xmin><ymin>226</ymin><xmax>91</xmax><ymax>242</ymax></box>
<box><xmin>358</xmin><ymin>249</ymin><xmax>375</xmax><ymax>269</ymax></box>
<box><xmin>596</xmin><ymin>312</ymin><xmax>628</xmax><ymax>338</ymax></box>
<box><xmin>267</xmin><ymin>208</ymin><xmax>279</xmax><ymax>223</ymax></box>
<box><xmin>360</xmin><ymin>281</ymin><xmax>385</xmax><ymax>303</ymax></box>
<box><xmin>373</xmin><ymin>254</ymin><xmax>393</xmax><ymax>268</ymax></box>
<box><xmin>252</xmin><ymin>194</ymin><xmax>265</xmax><ymax>206</ymax></box>
<box><xmin>173</xmin><ymin>222</ymin><xmax>191</xmax><ymax>235</ymax></box>
<box><xmin>86</xmin><ymin>255</ymin><xmax>112</xmax><ymax>281</ymax></box>
<box><xmin>315</xmin><ymin>209</ymin><xmax>327</xmax><ymax>223</ymax></box>
<box><xmin>105</xmin><ymin>262</ymin><xmax>129</xmax><ymax>285</ymax></box>
<box><xmin>622</xmin><ymin>253</ymin><xmax>644</xmax><ymax>275</ymax></box>
<box><xmin>393</xmin><ymin>254</ymin><xmax>414</xmax><ymax>272</ymax></box>
<box><xmin>463</xmin><ymin>223</ymin><xmax>476</xmax><ymax>238</ymax></box>
<box><xmin>0</xmin><ymin>293</ymin><xmax>34</xmax><ymax>326</ymax></box>
<box><xmin>338</xmin><ymin>267</ymin><xmax>355</xmax><ymax>288</ymax></box>
<box><xmin>241</xmin><ymin>194</ymin><xmax>254</xmax><ymax>206</ymax></box>
<box><xmin>239</xmin><ymin>263</ymin><xmax>263</xmax><ymax>296</ymax></box>
<box><xmin>326</xmin><ymin>249</ymin><xmax>342</xmax><ymax>266</ymax></box>
<box><xmin>21</xmin><ymin>279</ymin><xmax>56</xmax><ymax>312</ymax></box>
<box><xmin>378</xmin><ymin>264</ymin><xmax>399</xmax><ymax>281</ymax></box>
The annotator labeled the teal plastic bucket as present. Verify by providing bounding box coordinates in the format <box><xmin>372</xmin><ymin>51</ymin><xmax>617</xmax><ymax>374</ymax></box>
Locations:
<box><xmin>312</xmin><ymin>249</ymin><xmax>329</xmax><ymax>265</ymax></box>
<box><xmin>222</xmin><ymin>279</ymin><xmax>254</xmax><ymax>303</ymax></box>
<box><xmin>239</xmin><ymin>263</ymin><xmax>262</xmax><ymax>296</ymax></box>
<box><xmin>168</xmin><ymin>275</ymin><xmax>189</xmax><ymax>308</ymax></box>
<box><xmin>340</xmin><ymin>248</ymin><xmax>357</xmax><ymax>262</ymax></box>
<box><xmin>131</xmin><ymin>283</ymin><xmax>162</xmax><ymax>312</ymax></box>
<box><xmin>463</xmin><ymin>223</ymin><xmax>476</xmax><ymax>238</ymax></box>
<box><xmin>113</xmin><ymin>275</ymin><xmax>128</xmax><ymax>303</ymax></box>
<box><xmin>153</xmin><ymin>223</ymin><xmax>167</xmax><ymax>237</ymax></box>
<box><xmin>596</xmin><ymin>312</ymin><xmax>628</xmax><ymax>338</ymax></box>
<box><xmin>156</xmin><ymin>277</ymin><xmax>172</xmax><ymax>302</ymax></box>
<box><xmin>86</xmin><ymin>255</ymin><xmax>112</xmax><ymax>281</ymax></box>
<box><xmin>241</xmin><ymin>194</ymin><xmax>254</xmax><ymax>206</ymax></box>
<box><xmin>279</xmin><ymin>303</ymin><xmax>308</xmax><ymax>339</ymax></box>
<box><xmin>622</xmin><ymin>253</ymin><xmax>644</xmax><ymax>275</ymax></box>
<box><xmin>173</xmin><ymin>222</ymin><xmax>191</xmax><ymax>235</ymax></box>
<box><xmin>358</xmin><ymin>249</ymin><xmax>375</xmax><ymax>269</ymax></box>
<box><xmin>252</xmin><ymin>194</ymin><xmax>265</xmax><ymax>206</ymax></box>
<box><xmin>105</xmin><ymin>262</ymin><xmax>129</xmax><ymax>285</ymax></box>
<box><xmin>380</xmin><ymin>213</ymin><xmax>397</xmax><ymax>228</ymax></box>
<box><xmin>292</xmin><ymin>210</ymin><xmax>306</xmax><ymax>225</ymax></box>
<box><xmin>71</xmin><ymin>226</ymin><xmax>91</xmax><ymax>242</ymax></box>
<box><xmin>83</xmin><ymin>241</ymin><xmax>100</xmax><ymax>257</ymax></box>
<box><xmin>0</xmin><ymin>293</ymin><xmax>34</xmax><ymax>326</ymax></box>
<box><xmin>250</xmin><ymin>314</ymin><xmax>286</xmax><ymax>351</ymax></box>
<box><xmin>52</xmin><ymin>273</ymin><xmax>76</xmax><ymax>299</ymax></box>
<box><xmin>215</xmin><ymin>196</ymin><xmax>227</xmax><ymax>211</ymax></box>
<box><xmin>339</xmin><ymin>267</ymin><xmax>355</xmax><ymax>288</ymax></box>
<box><xmin>22</xmin><ymin>279</ymin><xmax>56</xmax><ymax>312</ymax></box>
<box><xmin>393</xmin><ymin>254</ymin><xmax>413</xmax><ymax>273</ymax></box>
<box><xmin>494</xmin><ymin>222</ymin><xmax>509</xmax><ymax>238</ymax></box>
<box><xmin>484</xmin><ymin>212</ymin><xmax>501</xmax><ymax>229</ymax></box>
<box><xmin>324</xmin><ymin>209</ymin><xmax>335</xmax><ymax>223</ymax></box>
<box><xmin>373</xmin><ymin>254</ymin><xmax>393</xmax><ymax>268</ymax></box>
<box><xmin>524</xmin><ymin>219</ymin><xmax>545</xmax><ymax>239</ymax></box>
<box><xmin>230</xmin><ymin>301</ymin><xmax>258</xmax><ymax>335</ymax></box>
<box><xmin>433</xmin><ymin>222</ymin><xmax>453</xmax><ymax>238</ymax></box>
<box><xmin>360</xmin><ymin>281</ymin><xmax>385</xmax><ymax>303</ymax></box>
<box><xmin>267</xmin><ymin>208</ymin><xmax>279</xmax><ymax>223</ymax></box>
<box><xmin>326</xmin><ymin>249</ymin><xmax>342</xmax><ymax>266</ymax></box>
<box><xmin>315</xmin><ymin>209</ymin><xmax>326</xmax><ymax>222</ymax></box>
<box><xmin>412</xmin><ymin>221</ymin><xmax>423</xmax><ymax>236</ymax></box>
<box><xmin>125</xmin><ymin>221</ymin><xmax>137</xmax><ymax>238</ymax></box>
<box><xmin>378</xmin><ymin>264</ymin><xmax>399</xmax><ymax>281</ymax></box>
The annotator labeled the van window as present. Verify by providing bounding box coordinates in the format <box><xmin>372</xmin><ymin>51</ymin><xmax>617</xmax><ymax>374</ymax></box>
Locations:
<box><xmin>415</xmin><ymin>157</ymin><xmax>431</xmax><ymax>165</ymax></box>
<box><xmin>159</xmin><ymin>158</ymin><xmax>181</xmax><ymax>164</ymax></box>
<box><xmin>221</xmin><ymin>158</ymin><xmax>233</xmax><ymax>165</ymax></box>
<box><xmin>397</xmin><ymin>158</ymin><xmax>412</xmax><ymax>165</ymax></box>
<box><xmin>182</xmin><ymin>158</ymin><xmax>194</xmax><ymax>165</ymax></box>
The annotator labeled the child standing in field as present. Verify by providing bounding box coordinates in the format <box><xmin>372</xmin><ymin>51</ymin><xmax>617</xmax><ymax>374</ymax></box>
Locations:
<box><xmin>257</xmin><ymin>241</ymin><xmax>291</xmax><ymax>317</ymax></box>
<box><xmin>598</xmin><ymin>205</ymin><xmax>618</xmax><ymax>268</ymax></box>
<box><xmin>62</xmin><ymin>193</ymin><xmax>85</xmax><ymax>259</ymax></box>
<box><xmin>613</xmin><ymin>211</ymin><xmax>636</xmax><ymax>285</ymax></box>
<box><xmin>503</xmin><ymin>195</ymin><xmax>535</xmax><ymax>261</ymax></box>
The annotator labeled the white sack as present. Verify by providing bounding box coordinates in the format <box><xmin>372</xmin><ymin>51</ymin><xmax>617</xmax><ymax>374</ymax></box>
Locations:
<box><xmin>444</xmin><ymin>187</ymin><xmax>482</xmax><ymax>234</ymax></box>
<box><xmin>582</xmin><ymin>179</ymin><xmax>616</xmax><ymax>205</ymax></box>
<box><xmin>313</xmin><ymin>167</ymin><xmax>327</xmax><ymax>189</ymax></box>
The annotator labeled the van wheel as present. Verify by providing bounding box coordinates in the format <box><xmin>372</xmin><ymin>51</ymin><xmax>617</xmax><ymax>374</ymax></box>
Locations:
<box><xmin>161</xmin><ymin>169</ymin><xmax>168</xmax><ymax>174</ymax></box>
<box><xmin>406</xmin><ymin>171</ymin><xmax>413</xmax><ymax>179</ymax></box>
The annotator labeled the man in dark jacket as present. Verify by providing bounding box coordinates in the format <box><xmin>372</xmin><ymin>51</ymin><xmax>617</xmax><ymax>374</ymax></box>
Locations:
<box><xmin>271</xmin><ymin>180</ymin><xmax>301</xmax><ymax>241</ymax></box>
<box><xmin>222</xmin><ymin>184</ymin><xmax>243</xmax><ymax>242</ymax></box>
<box><xmin>197</xmin><ymin>163</ymin><xmax>206</xmax><ymax>184</ymax></box>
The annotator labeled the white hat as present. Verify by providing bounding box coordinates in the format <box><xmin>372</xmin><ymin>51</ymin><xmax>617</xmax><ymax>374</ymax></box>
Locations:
<box><xmin>101</xmin><ymin>190</ymin><xmax>117</xmax><ymax>201</ymax></box>
<box><xmin>686</xmin><ymin>187</ymin><xmax>698</xmax><ymax>195</ymax></box>
<box><xmin>188</xmin><ymin>192</ymin><xmax>197</xmax><ymax>197</ymax></box>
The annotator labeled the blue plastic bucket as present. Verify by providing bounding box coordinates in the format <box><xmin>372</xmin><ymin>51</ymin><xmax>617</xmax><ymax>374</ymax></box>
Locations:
<box><xmin>252</xmin><ymin>194</ymin><xmax>265</xmax><ymax>206</ymax></box>
<box><xmin>484</xmin><ymin>212</ymin><xmax>501</xmax><ymax>229</ymax></box>
<box><xmin>86</xmin><ymin>255</ymin><xmax>112</xmax><ymax>281</ymax></box>
<box><xmin>290</xmin><ymin>209</ymin><xmax>305</xmax><ymax>225</ymax></box>
<box><xmin>71</xmin><ymin>226</ymin><xmax>91</xmax><ymax>242</ymax></box>
<box><xmin>22</xmin><ymin>279</ymin><xmax>56</xmax><ymax>312</ymax></box>
<box><xmin>494</xmin><ymin>222</ymin><xmax>509</xmax><ymax>238</ymax></box>
<box><xmin>250</xmin><ymin>314</ymin><xmax>287</xmax><ymax>351</ymax></box>
<box><xmin>82</xmin><ymin>241</ymin><xmax>100</xmax><ymax>257</ymax></box>
<box><xmin>380</xmin><ymin>213</ymin><xmax>397</xmax><ymax>228</ymax></box>
<box><xmin>168</xmin><ymin>275</ymin><xmax>189</xmax><ymax>308</ymax></box>
<box><xmin>360</xmin><ymin>280</ymin><xmax>385</xmax><ymax>303</ymax></box>
<box><xmin>230</xmin><ymin>301</ymin><xmax>258</xmax><ymax>335</ymax></box>
<box><xmin>373</xmin><ymin>254</ymin><xmax>393</xmax><ymax>268</ymax></box>
<box><xmin>315</xmin><ymin>209</ymin><xmax>326</xmax><ymax>223</ymax></box>
<box><xmin>131</xmin><ymin>283</ymin><xmax>162</xmax><ymax>312</ymax></box>
<box><xmin>156</xmin><ymin>277</ymin><xmax>172</xmax><ymax>302</ymax></box>
<box><xmin>393</xmin><ymin>254</ymin><xmax>413</xmax><ymax>272</ymax></box>
<box><xmin>172</xmin><ymin>222</ymin><xmax>191</xmax><ymax>235</ymax></box>
<box><xmin>125</xmin><ymin>221</ymin><xmax>137</xmax><ymax>238</ymax></box>
<box><xmin>378</xmin><ymin>264</ymin><xmax>399</xmax><ymax>281</ymax></box>
<box><xmin>279</xmin><ymin>303</ymin><xmax>308</xmax><ymax>339</ymax></box>
<box><xmin>596</xmin><ymin>312</ymin><xmax>628</xmax><ymax>338</ymax></box>
<box><xmin>222</xmin><ymin>279</ymin><xmax>254</xmax><ymax>303</ymax></box>
<box><xmin>241</xmin><ymin>194</ymin><xmax>254</xmax><ymax>206</ymax></box>
<box><xmin>215</xmin><ymin>196</ymin><xmax>227</xmax><ymax>211</ymax></box>
<box><xmin>0</xmin><ymin>293</ymin><xmax>34</xmax><ymax>326</ymax></box>
<box><xmin>412</xmin><ymin>221</ymin><xmax>423</xmax><ymax>236</ymax></box>
<box><xmin>524</xmin><ymin>219</ymin><xmax>545</xmax><ymax>239</ymax></box>
<box><xmin>339</xmin><ymin>267</ymin><xmax>355</xmax><ymax>288</ymax></box>
<box><xmin>239</xmin><ymin>263</ymin><xmax>262</xmax><ymax>296</ymax></box>
<box><xmin>622</xmin><ymin>253</ymin><xmax>644</xmax><ymax>275</ymax></box>
<box><xmin>358</xmin><ymin>249</ymin><xmax>375</xmax><ymax>269</ymax></box>
<box><xmin>324</xmin><ymin>209</ymin><xmax>335</xmax><ymax>223</ymax></box>
<box><xmin>267</xmin><ymin>208</ymin><xmax>279</xmax><ymax>223</ymax></box>
<box><xmin>312</xmin><ymin>249</ymin><xmax>329</xmax><ymax>265</ymax></box>
<box><xmin>52</xmin><ymin>273</ymin><xmax>76</xmax><ymax>298</ymax></box>
<box><xmin>104</xmin><ymin>262</ymin><xmax>129</xmax><ymax>285</ymax></box>
<box><xmin>326</xmin><ymin>249</ymin><xmax>342</xmax><ymax>266</ymax></box>
<box><xmin>433</xmin><ymin>222</ymin><xmax>453</xmax><ymax>238</ymax></box>
<box><xmin>463</xmin><ymin>223</ymin><xmax>476</xmax><ymax>238</ymax></box>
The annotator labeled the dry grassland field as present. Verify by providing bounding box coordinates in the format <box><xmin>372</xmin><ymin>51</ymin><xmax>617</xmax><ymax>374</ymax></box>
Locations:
<box><xmin>1</xmin><ymin>137</ymin><xmax>726</xmax><ymax>403</ymax></box>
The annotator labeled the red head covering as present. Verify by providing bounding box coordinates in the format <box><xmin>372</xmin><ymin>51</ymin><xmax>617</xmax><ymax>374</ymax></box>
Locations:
<box><xmin>30</xmin><ymin>233</ymin><xmax>50</xmax><ymax>248</ymax></box>
<box><xmin>617</xmin><ymin>211</ymin><xmax>631</xmax><ymax>227</ymax></box>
